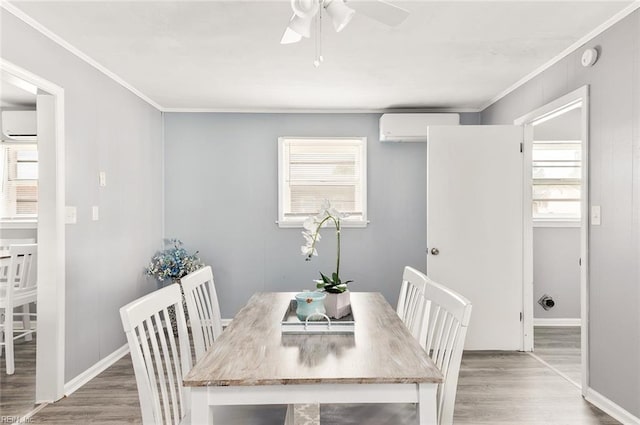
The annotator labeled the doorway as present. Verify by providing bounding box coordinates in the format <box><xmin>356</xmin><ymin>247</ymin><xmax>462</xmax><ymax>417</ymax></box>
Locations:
<box><xmin>516</xmin><ymin>86</ymin><xmax>589</xmax><ymax>393</ymax></box>
<box><xmin>0</xmin><ymin>74</ymin><xmax>39</xmax><ymax>418</ymax></box>
<box><xmin>0</xmin><ymin>59</ymin><xmax>66</xmax><ymax>410</ymax></box>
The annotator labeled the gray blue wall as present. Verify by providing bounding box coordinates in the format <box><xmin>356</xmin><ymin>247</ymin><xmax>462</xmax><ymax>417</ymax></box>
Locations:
<box><xmin>1</xmin><ymin>12</ymin><xmax>164</xmax><ymax>381</ymax></box>
<box><xmin>163</xmin><ymin>113</ymin><xmax>429</xmax><ymax>318</ymax></box>
<box><xmin>533</xmin><ymin>227</ymin><xmax>580</xmax><ymax>319</ymax></box>
<box><xmin>482</xmin><ymin>9</ymin><xmax>640</xmax><ymax>417</ymax></box>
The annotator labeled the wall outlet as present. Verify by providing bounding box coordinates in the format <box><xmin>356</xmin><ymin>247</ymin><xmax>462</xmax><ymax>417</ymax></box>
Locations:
<box><xmin>99</xmin><ymin>171</ymin><xmax>107</xmax><ymax>187</ymax></box>
<box><xmin>92</xmin><ymin>206</ymin><xmax>99</xmax><ymax>221</ymax></box>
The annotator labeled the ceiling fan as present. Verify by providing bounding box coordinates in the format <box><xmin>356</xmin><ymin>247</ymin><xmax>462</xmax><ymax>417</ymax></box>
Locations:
<box><xmin>280</xmin><ymin>0</ymin><xmax>410</xmax><ymax>45</ymax></box>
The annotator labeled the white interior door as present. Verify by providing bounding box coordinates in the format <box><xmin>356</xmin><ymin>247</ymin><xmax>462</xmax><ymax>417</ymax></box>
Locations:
<box><xmin>427</xmin><ymin>125</ymin><xmax>523</xmax><ymax>350</ymax></box>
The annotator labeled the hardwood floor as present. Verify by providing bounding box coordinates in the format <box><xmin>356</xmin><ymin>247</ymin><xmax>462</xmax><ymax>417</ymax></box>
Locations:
<box><xmin>533</xmin><ymin>326</ymin><xmax>581</xmax><ymax>385</ymax></box>
<box><xmin>0</xmin><ymin>335</ymin><xmax>37</xmax><ymax>419</ymax></box>
<box><xmin>25</xmin><ymin>349</ymin><xmax>618</xmax><ymax>424</ymax></box>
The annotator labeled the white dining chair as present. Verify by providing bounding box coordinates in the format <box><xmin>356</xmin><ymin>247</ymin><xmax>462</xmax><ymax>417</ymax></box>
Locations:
<box><xmin>120</xmin><ymin>284</ymin><xmax>192</xmax><ymax>425</ymax></box>
<box><xmin>0</xmin><ymin>243</ymin><xmax>38</xmax><ymax>375</ymax></box>
<box><xmin>422</xmin><ymin>276</ymin><xmax>472</xmax><ymax>425</ymax></box>
<box><xmin>396</xmin><ymin>266</ymin><xmax>430</xmax><ymax>347</ymax></box>
<box><xmin>181</xmin><ymin>266</ymin><xmax>223</xmax><ymax>361</ymax></box>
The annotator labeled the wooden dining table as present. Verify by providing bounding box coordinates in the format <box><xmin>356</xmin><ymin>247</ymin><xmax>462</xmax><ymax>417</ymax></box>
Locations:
<box><xmin>183</xmin><ymin>292</ymin><xmax>442</xmax><ymax>424</ymax></box>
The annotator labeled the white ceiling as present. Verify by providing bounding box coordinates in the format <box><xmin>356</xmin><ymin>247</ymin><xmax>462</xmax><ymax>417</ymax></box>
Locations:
<box><xmin>8</xmin><ymin>1</ymin><xmax>634</xmax><ymax>111</ymax></box>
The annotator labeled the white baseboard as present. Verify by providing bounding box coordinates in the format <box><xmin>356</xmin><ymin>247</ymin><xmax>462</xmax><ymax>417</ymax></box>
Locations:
<box><xmin>534</xmin><ymin>318</ymin><xmax>581</xmax><ymax>327</ymax></box>
<box><xmin>585</xmin><ymin>387</ymin><xmax>640</xmax><ymax>425</ymax></box>
<box><xmin>221</xmin><ymin>318</ymin><xmax>232</xmax><ymax>328</ymax></box>
<box><xmin>63</xmin><ymin>344</ymin><xmax>129</xmax><ymax>396</ymax></box>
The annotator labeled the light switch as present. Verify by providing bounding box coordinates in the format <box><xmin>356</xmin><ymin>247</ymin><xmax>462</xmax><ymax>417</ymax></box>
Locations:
<box><xmin>65</xmin><ymin>206</ymin><xmax>77</xmax><ymax>224</ymax></box>
<box><xmin>591</xmin><ymin>205</ymin><xmax>601</xmax><ymax>226</ymax></box>
<box><xmin>92</xmin><ymin>206</ymin><xmax>99</xmax><ymax>221</ymax></box>
<box><xmin>99</xmin><ymin>171</ymin><xmax>107</xmax><ymax>187</ymax></box>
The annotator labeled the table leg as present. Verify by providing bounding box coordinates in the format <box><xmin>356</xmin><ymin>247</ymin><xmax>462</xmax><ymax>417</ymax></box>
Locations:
<box><xmin>285</xmin><ymin>404</ymin><xmax>320</xmax><ymax>425</ymax></box>
<box><xmin>191</xmin><ymin>388</ymin><xmax>212</xmax><ymax>425</ymax></box>
<box><xmin>23</xmin><ymin>305</ymin><xmax>32</xmax><ymax>341</ymax></box>
<box><xmin>417</xmin><ymin>383</ymin><xmax>438</xmax><ymax>425</ymax></box>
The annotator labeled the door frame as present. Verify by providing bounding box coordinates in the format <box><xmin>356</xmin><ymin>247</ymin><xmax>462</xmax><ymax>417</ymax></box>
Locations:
<box><xmin>1</xmin><ymin>59</ymin><xmax>66</xmax><ymax>402</ymax></box>
<box><xmin>514</xmin><ymin>85</ymin><xmax>589</xmax><ymax>394</ymax></box>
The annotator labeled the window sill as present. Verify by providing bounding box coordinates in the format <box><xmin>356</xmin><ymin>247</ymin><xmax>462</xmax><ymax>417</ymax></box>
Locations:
<box><xmin>533</xmin><ymin>220</ymin><xmax>580</xmax><ymax>228</ymax></box>
<box><xmin>0</xmin><ymin>219</ymin><xmax>37</xmax><ymax>229</ymax></box>
<box><xmin>277</xmin><ymin>220</ymin><xmax>369</xmax><ymax>229</ymax></box>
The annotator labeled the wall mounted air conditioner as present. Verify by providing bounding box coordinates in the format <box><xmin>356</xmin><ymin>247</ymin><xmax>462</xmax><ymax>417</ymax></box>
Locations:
<box><xmin>379</xmin><ymin>113</ymin><xmax>459</xmax><ymax>142</ymax></box>
<box><xmin>2</xmin><ymin>110</ymin><xmax>37</xmax><ymax>142</ymax></box>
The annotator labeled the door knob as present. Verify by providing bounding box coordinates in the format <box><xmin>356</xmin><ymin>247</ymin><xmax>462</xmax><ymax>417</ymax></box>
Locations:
<box><xmin>430</xmin><ymin>248</ymin><xmax>439</xmax><ymax>256</ymax></box>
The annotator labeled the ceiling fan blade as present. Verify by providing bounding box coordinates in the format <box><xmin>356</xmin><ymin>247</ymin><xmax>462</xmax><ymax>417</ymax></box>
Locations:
<box><xmin>348</xmin><ymin>0</ymin><xmax>410</xmax><ymax>27</ymax></box>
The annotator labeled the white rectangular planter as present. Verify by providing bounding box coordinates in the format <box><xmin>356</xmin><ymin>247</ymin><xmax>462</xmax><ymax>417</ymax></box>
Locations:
<box><xmin>324</xmin><ymin>291</ymin><xmax>351</xmax><ymax>319</ymax></box>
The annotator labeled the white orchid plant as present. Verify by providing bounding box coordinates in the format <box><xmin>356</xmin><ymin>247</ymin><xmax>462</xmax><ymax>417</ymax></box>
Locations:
<box><xmin>301</xmin><ymin>200</ymin><xmax>353</xmax><ymax>294</ymax></box>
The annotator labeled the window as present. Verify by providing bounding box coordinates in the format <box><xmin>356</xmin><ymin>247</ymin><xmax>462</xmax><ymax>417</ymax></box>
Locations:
<box><xmin>278</xmin><ymin>137</ymin><xmax>367</xmax><ymax>227</ymax></box>
<box><xmin>532</xmin><ymin>140</ymin><xmax>580</xmax><ymax>221</ymax></box>
<box><xmin>0</xmin><ymin>144</ymin><xmax>38</xmax><ymax>219</ymax></box>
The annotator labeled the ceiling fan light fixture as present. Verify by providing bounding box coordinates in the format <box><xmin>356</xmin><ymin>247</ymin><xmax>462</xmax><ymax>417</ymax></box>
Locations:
<box><xmin>324</xmin><ymin>0</ymin><xmax>355</xmax><ymax>32</ymax></box>
<box><xmin>291</xmin><ymin>0</ymin><xmax>319</xmax><ymax>18</ymax></box>
<box><xmin>287</xmin><ymin>13</ymin><xmax>314</xmax><ymax>39</ymax></box>
<box><xmin>280</xmin><ymin>26</ymin><xmax>303</xmax><ymax>44</ymax></box>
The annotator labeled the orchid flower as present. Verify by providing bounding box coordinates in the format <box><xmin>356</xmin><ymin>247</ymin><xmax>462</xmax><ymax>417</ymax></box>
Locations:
<box><xmin>300</xmin><ymin>200</ymin><xmax>353</xmax><ymax>293</ymax></box>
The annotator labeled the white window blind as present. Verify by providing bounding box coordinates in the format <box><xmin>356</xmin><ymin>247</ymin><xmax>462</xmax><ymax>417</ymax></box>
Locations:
<box><xmin>278</xmin><ymin>137</ymin><xmax>367</xmax><ymax>227</ymax></box>
<box><xmin>1</xmin><ymin>145</ymin><xmax>38</xmax><ymax>218</ymax></box>
<box><xmin>532</xmin><ymin>140</ymin><xmax>580</xmax><ymax>221</ymax></box>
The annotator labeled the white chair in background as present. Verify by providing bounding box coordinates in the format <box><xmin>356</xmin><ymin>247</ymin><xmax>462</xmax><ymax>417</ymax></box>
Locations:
<box><xmin>181</xmin><ymin>266</ymin><xmax>223</xmax><ymax>361</ymax></box>
<box><xmin>396</xmin><ymin>266</ymin><xmax>430</xmax><ymax>347</ymax></box>
<box><xmin>422</xmin><ymin>276</ymin><xmax>472</xmax><ymax>425</ymax></box>
<box><xmin>0</xmin><ymin>243</ymin><xmax>38</xmax><ymax>375</ymax></box>
<box><xmin>120</xmin><ymin>284</ymin><xmax>192</xmax><ymax>425</ymax></box>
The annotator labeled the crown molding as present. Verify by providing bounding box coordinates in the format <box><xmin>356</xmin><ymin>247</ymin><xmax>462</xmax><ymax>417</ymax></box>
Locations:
<box><xmin>480</xmin><ymin>1</ymin><xmax>640</xmax><ymax>112</ymax></box>
<box><xmin>161</xmin><ymin>107</ymin><xmax>482</xmax><ymax>114</ymax></box>
<box><xmin>1</xmin><ymin>0</ymin><xmax>163</xmax><ymax>111</ymax></box>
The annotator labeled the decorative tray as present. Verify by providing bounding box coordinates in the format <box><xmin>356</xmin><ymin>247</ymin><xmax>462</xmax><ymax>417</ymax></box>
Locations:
<box><xmin>281</xmin><ymin>299</ymin><xmax>355</xmax><ymax>334</ymax></box>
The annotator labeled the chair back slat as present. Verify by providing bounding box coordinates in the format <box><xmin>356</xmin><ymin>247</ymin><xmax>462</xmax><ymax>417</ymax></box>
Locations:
<box><xmin>182</xmin><ymin>266</ymin><xmax>223</xmax><ymax>361</ymax></box>
<box><xmin>120</xmin><ymin>284</ymin><xmax>192</xmax><ymax>425</ymax></box>
<box><xmin>423</xmin><ymin>276</ymin><xmax>472</xmax><ymax>425</ymax></box>
<box><xmin>5</xmin><ymin>244</ymin><xmax>38</xmax><ymax>294</ymax></box>
<box><xmin>396</xmin><ymin>266</ymin><xmax>429</xmax><ymax>346</ymax></box>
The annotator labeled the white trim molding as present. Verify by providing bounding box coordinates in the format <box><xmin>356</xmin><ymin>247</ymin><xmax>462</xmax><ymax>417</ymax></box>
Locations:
<box><xmin>2</xmin><ymin>58</ymin><xmax>67</xmax><ymax>403</ymax></box>
<box><xmin>63</xmin><ymin>345</ymin><xmax>129</xmax><ymax>397</ymax></box>
<box><xmin>585</xmin><ymin>387</ymin><xmax>640</xmax><ymax>425</ymax></box>
<box><xmin>533</xmin><ymin>220</ymin><xmax>581</xmax><ymax>228</ymax></box>
<box><xmin>515</xmin><ymin>86</ymin><xmax>590</xmax><ymax>396</ymax></box>
<box><xmin>533</xmin><ymin>318</ymin><xmax>581</xmax><ymax>327</ymax></box>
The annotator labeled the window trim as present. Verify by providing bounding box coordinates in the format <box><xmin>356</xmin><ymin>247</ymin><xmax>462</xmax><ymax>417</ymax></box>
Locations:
<box><xmin>277</xmin><ymin>136</ymin><xmax>368</xmax><ymax>228</ymax></box>
<box><xmin>1</xmin><ymin>143</ymin><xmax>39</xmax><ymax>219</ymax></box>
<box><xmin>531</xmin><ymin>139</ymin><xmax>581</xmax><ymax>223</ymax></box>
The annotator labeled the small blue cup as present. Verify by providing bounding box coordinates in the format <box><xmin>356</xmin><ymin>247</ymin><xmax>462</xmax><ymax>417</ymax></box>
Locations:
<box><xmin>295</xmin><ymin>292</ymin><xmax>327</xmax><ymax>321</ymax></box>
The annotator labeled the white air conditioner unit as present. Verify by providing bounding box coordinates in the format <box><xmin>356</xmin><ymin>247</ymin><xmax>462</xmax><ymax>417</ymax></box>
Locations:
<box><xmin>379</xmin><ymin>113</ymin><xmax>459</xmax><ymax>142</ymax></box>
<box><xmin>2</xmin><ymin>110</ymin><xmax>37</xmax><ymax>142</ymax></box>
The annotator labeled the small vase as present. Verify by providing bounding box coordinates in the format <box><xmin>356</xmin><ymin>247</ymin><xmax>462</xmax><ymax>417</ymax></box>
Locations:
<box><xmin>166</xmin><ymin>279</ymin><xmax>188</xmax><ymax>336</ymax></box>
<box><xmin>295</xmin><ymin>291</ymin><xmax>327</xmax><ymax>321</ymax></box>
<box><xmin>324</xmin><ymin>291</ymin><xmax>351</xmax><ymax>319</ymax></box>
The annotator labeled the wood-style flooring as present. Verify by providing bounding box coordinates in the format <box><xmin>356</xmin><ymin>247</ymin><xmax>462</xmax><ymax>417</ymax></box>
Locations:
<box><xmin>0</xmin><ymin>335</ymin><xmax>37</xmax><ymax>418</ymax></box>
<box><xmin>534</xmin><ymin>326</ymin><xmax>581</xmax><ymax>385</ymax></box>
<box><xmin>25</xmin><ymin>348</ymin><xmax>617</xmax><ymax>424</ymax></box>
